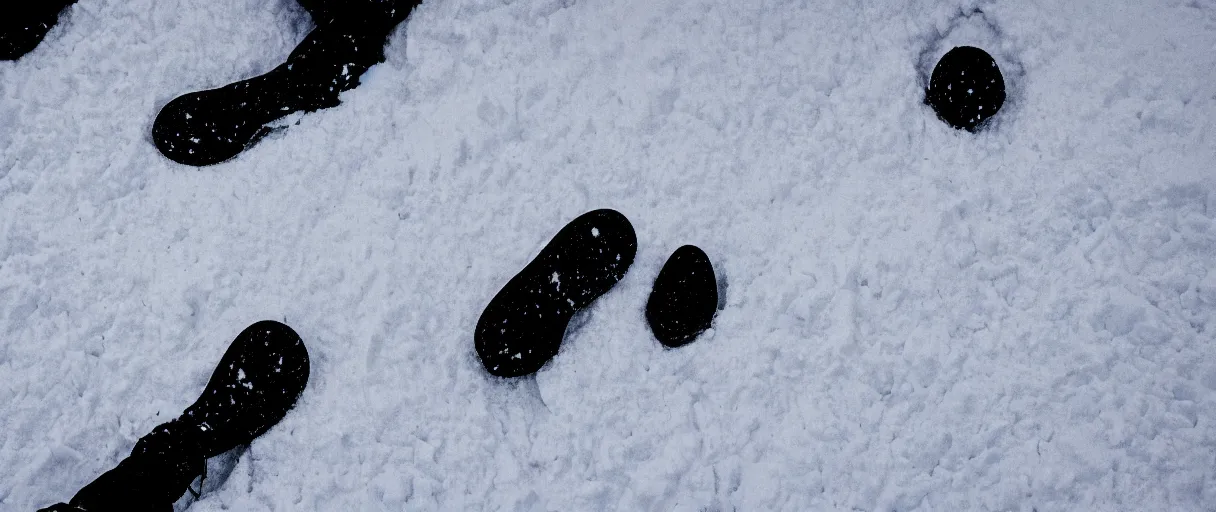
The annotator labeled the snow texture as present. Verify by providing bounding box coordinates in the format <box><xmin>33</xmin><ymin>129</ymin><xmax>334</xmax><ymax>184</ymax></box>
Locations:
<box><xmin>2</xmin><ymin>0</ymin><xmax>1215</xmax><ymax>510</ymax></box>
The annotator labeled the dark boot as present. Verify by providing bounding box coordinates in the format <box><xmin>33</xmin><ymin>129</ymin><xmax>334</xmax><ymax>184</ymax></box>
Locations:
<box><xmin>37</xmin><ymin>321</ymin><xmax>309</xmax><ymax>510</ymax></box>
<box><xmin>151</xmin><ymin>1</ymin><xmax>420</xmax><ymax>166</ymax></box>
<box><xmin>475</xmin><ymin>209</ymin><xmax>637</xmax><ymax>377</ymax></box>
<box><xmin>924</xmin><ymin>46</ymin><xmax>1006</xmax><ymax>132</ymax></box>
<box><xmin>180</xmin><ymin>320</ymin><xmax>311</xmax><ymax>457</ymax></box>
<box><xmin>646</xmin><ymin>245</ymin><xmax>718</xmax><ymax>348</ymax></box>
<box><xmin>0</xmin><ymin>0</ymin><xmax>76</xmax><ymax>61</ymax></box>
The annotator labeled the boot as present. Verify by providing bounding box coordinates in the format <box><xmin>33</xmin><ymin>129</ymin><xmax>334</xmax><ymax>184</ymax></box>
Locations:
<box><xmin>475</xmin><ymin>209</ymin><xmax>637</xmax><ymax>377</ymax></box>
<box><xmin>38</xmin><ymin>321</ymin><xmax>309</xmax><ymax>510</ymax></box>
<box><xmin>646</xmin><ymin>245</ymin><xmax>718</xmax><ymax>348</ymax></box>
<box><xmin>151</xmin><ymin>2</ymin><xmax>420</xmax><ymax>166</ymax></box>
<box><xmin>180</xmin><ymin>320</ymin><xmax>311</xmax><ymax>457</ymax></box>
<box><xmin>925</xmin><ymin>45</ymin><xmax>1006</xmax><ymax>132</ymax></box>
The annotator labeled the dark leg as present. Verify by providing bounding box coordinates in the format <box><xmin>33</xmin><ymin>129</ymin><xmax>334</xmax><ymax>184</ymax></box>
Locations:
<box><xmin>56</xmin><ymin>421</ymin><xmax>208</xmax><ymax>512</ymax></box>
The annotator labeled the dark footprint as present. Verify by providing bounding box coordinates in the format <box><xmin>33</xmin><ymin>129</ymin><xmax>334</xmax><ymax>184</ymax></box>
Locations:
<box><xmin>476</xmin><ymin>209</ymin><xmax>637</xmax><ymax>377</ymax></box>
<box><xmin>0</xmin><ymin>0</ymin><xmax>76</xmax><ymax>61</ymax></box>
<box><xmin>646</xmin><ymin>245</ymin><xmax>717</xmax><ymax>347</ymax></box>
<box><xmin>39</xmin><ymin>320</ymin><xmax>310</xmax><ymax>511</ymax></box>
<box><xmin>152</xmin><ymin>6</ymin><xmax>416</xmax><ymax>166</ymax></box>
<box><xmin>925</xmin><ymin>45</ymin><xmax>1006</xmax><ymax>132</ymax></box>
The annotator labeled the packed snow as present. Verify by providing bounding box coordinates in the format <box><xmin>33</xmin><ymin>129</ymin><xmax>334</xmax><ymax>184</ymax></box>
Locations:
<box><xmin>2</xmin><ymin>0</ymin><xmax>1215</xmax><ymax>510</ymax></box>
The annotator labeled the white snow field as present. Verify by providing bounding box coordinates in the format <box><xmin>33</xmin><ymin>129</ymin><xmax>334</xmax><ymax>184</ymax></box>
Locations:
<box><xmin>2</xmin><ymin>0</ymin><xmax>1215</xmax><ymax>509</ymax></box>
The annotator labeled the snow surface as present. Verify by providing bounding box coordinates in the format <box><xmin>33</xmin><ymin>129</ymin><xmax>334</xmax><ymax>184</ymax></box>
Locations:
<box><xmin>2</xmin><ymin>0</ymin><xmax>1216</xmax><ymax>510</ymax></box>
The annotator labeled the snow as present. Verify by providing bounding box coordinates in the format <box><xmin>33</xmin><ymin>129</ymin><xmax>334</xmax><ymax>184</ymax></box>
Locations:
<box><xmin>2</xmin><ymin>0</ymin><xmax>1215</xmax><ymax>510</ymax></box>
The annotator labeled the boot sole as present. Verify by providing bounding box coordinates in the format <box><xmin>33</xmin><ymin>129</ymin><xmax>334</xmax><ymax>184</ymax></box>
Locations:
<box><xmin>646</xmin><ymin>244</ymin><xmax>718</xmax><ymax>347</ymax></box>
<box><xmin>475</xmin><ymin>209</ymin><xmax>637</xmax><ymax>377</ymax></box>
<box><xmin>151</xmin><ymin>14</ymin><xmax>406</xmax><ymax>166</ymax></box>
<box><xmin>182</xmin><ymin>320</ymin><xmax>310</xmax><ymax>457</ymax></box>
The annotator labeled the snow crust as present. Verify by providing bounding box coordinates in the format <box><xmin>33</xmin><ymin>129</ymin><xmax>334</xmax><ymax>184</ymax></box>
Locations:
<box><xmin>2</xmin><ymin>0</ymin><xmax>1215</xmax><ymax>510</ymax></box>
